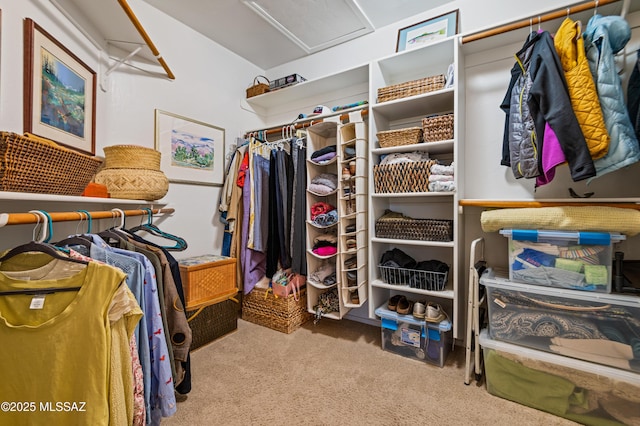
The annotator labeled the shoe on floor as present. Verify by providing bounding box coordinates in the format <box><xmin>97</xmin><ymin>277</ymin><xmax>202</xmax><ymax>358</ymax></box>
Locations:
<box><xmin>412</xmin><ymin>301</ymin><xmax>426</xmax><ymax>319</ymax></box>
<box><xmin>396</xmin><ymin>296</ymin><xmax>413</xmax><ymax>315</ymax></box>
<box><xmin>388</xmin><ymin>294</ymin><xmax>402</xmax><ymax>311</ymax></box>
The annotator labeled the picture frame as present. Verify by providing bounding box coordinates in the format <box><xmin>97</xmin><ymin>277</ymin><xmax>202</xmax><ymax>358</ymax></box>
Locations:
<box><xmin>23</xmin><ymin>18</ymin><xmax>97</xmax><ymax>155</ymax></box>
<box><xmin>396</xmin><ymin>10</ymin><xmax>459</xmax><ymax>52</ymax></box>
<box><xmin>154</xmin><ymin>109</ymin><xmax>225</xmax><ymax>186</ymax></box>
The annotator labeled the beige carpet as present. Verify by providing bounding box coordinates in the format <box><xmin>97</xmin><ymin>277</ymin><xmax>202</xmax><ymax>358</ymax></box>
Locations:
<box><xmin>164</xmin><ymin>318</ymin><xmax>577</xmax><ymax>426</ymax></box>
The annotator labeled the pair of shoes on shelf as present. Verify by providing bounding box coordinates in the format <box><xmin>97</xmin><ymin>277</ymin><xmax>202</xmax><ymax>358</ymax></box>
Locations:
<box><xmin>412</xmin><ymin>301</ymin><xmax>426</xmax><ymax>319</ymax></box>
<box><xmin>349</xmin><ymin>160</ymin><xmax>356</xmax><ymax>175</ymax></box>
<box><xmin>396</xmin><ymin>296</ymin><xmax>414</xmax><ymax>315</ymax></box>
<box><xmin>350</xmin><ymin>290</ymin><xmax>360</xmax><ymax>304</ymax></box>
<box><xmin>388</xmin><ymin>294</ymin><xmax>402</xmax><ymax>311</ymax></box>
<box><xmin>345</xmin><ymin>238</ymin><xmax>357</xmax><ymax>250</ymax></box>
<box><xmin>346</xmin><ymin>271</ymin><xmax>357</xmax><ymax>287</ymax></box>
<box><xmin>344</xmin><ymin>256</ymin><xmax>357</xmax><ymax>269</ymax></box>
<box><xmin>345</xmin><ymin>223</ymin><xmax>356</xmax><ymax>234</ymax></box>
<box><xmin>342</xmin><ymin>167</ymin><xmax>351</xmax><ymax>180</ymax></box>
<box><xmin>425</xmin><ymin>302</ymin><xmax>447</xmax><ymax>323</ymax></box>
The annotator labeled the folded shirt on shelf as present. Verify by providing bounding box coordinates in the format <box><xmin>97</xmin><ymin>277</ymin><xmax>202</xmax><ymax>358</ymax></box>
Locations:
<box><xmin>428</xmin><ymin>181</ymin><xmax>455</xmax><ymax>192</ymax></box>
<box><xmin>310</xmin><ymin>145</ymin><xmax>337</xmax><ymax>159</ymax></box>
<box><xmin>430</xmin><ymin>162</ymin><xmax>454</xmax><ymax>175</ymax></box>
<box><xmin>311</xmin><ymin>151</ymin><xmax>337</xmax><ymax>164</ymax></box>
<box><xmin>312</xmin><ymin>210</ymin><xmax>338</xmax><ymax>227</ymax></box>
<box><xmin>310</xmin><ymin>201</ymin><xmax>335</xmax><ymax>220</ymax></box>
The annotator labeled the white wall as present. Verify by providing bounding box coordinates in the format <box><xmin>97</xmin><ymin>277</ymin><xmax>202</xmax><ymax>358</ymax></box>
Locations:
<box><xmin>0</xmin><ymin>0</ymin><xmax>263</xmax><ymax>256</ymax></box>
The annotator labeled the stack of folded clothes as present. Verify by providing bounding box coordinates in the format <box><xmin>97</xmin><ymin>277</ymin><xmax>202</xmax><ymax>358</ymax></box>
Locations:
<box><xmin>310</xmin><ymin>145</ymin><xmax>337</xmax><ymax>164</ymax></box>
<box><xmin>309</xmin><ymin>173</ymin><xmax>338</xmax><ymax>195</ymax></box>
<box><xmin>309</xmin><ymin>263</ymin><xmax>337</xmax><ymax>287</ymax></box>
<box><xmin>428</xmin><ymin>162</ymin><xmax>455</xmax><ymax>192</ymax></box>
<box><xmin>312</xmin><ymin>233</ymin><xmax>338</xmax><ymax>257</ymax></box>
<box><xmin>310</xmin><ymin>201</ymin><xmax>338</xmax><ymax>227</ymax></box>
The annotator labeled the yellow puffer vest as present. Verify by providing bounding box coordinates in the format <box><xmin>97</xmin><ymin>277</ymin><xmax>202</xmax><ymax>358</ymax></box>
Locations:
<box><xmin>554</xmin><ymin>17</ymin><xmax>610</xmax><ymax>159</ymax></box>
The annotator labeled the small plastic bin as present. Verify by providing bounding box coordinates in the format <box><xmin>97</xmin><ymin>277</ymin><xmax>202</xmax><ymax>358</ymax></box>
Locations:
<box><xmin>375</xmin><ymin>304</ymin><xmax>451</xmax><ymax>367</ymax></box>
<box><xmin>500</xmin><ymin>229</ymin><xmax>625</xmax><ymax>293</ymax></box>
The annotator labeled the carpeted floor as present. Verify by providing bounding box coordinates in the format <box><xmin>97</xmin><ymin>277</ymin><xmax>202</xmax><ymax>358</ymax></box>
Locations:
<box><xmin>163</xmin><ymin>318</ymin><xmax>577</xmax><ymax>426</ymax></box>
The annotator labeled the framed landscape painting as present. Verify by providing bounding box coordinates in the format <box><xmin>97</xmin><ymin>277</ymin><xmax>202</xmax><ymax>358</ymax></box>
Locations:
<box><xmin>396</xmin><ymin>10</ymin><xmax>459</xmax><ymax>52</ymax></box>
<box><xmin>23</xmin><ymin>18</ymin><xmax>96</xmax><ymax>155</ymax></box>
<box><xmin>154</xmin><ymin>109</ymin><xmax>225</xmax><ymax>186</ymax></box>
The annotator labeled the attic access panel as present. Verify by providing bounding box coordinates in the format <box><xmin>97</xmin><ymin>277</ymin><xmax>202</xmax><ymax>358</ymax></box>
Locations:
<box><xmin>243</xmin><ymin>0</ymin><xmax>374</xmax><ymax>53</ymax></box>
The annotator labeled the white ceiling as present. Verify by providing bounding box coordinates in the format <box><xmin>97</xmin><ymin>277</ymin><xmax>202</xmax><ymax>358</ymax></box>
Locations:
<box><xmin>142</xmin><ymin>0</ymin><xmax>453</xmax><ymax>69</ymax></box>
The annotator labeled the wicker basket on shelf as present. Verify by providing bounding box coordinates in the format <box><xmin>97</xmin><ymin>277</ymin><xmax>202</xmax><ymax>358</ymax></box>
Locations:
<box><xmin>376</xmin><ymin>127</ymin><xmax>423</xmax><ymax>148</ymax></box>
<box><xmin>373</xmin><ymin>160</ymin><xmax>436</xmax><ymax>193</ymax></box>
<box><xmin>377</xmin><ymin>74</ymin><xmax>445</xmax><ymax>103</ymax></box>
<box><xmin>422</xmin><ymin>113</ymin><xmax>454</xmax><ymax>142</ymax></box>
<box><xmin>375</xmin><ymin>209</ymin><xmax>453</xmax><ymax>242</ymax></box>
<box><xmin>246</xmin><ymin>75</ymin><xmax>270</xmax><ymax>98</ymax></box>
<box><xmin>0</xmin><ymin>132</ymin><xmax>102</xmax><ymax>196</ymax></box>
<box><xmin>95</xmin><ymin>144</ymin><xmax>168</xmax><ymax>201</ymax></box>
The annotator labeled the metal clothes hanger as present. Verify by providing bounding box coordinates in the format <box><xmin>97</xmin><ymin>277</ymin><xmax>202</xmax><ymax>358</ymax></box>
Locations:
<box><xmin>126</xmin><ymin>208</ymin><xmax>188</xmax><ymax>251</ymax></box>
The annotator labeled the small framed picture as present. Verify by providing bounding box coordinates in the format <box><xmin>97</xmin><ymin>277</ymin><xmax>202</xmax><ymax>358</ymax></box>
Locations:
<box><xmin>396</xmin><ymin>10</ymin><xmax>459</xmax><ymax>52</ymax></box>
<box><xmin>154</xmin><ymin>109</ymin><xmax>225</xmax><ymax>186</ymax></box>
<box><xmin>23</xmin><ymin>18</ymin><xmax>97</xmax><ymax>155</ymax></box>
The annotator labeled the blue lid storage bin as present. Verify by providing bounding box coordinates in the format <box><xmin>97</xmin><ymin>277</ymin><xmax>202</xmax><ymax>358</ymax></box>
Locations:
<box><xmin>500</xmin><ymin>229</ymin><xmax>625</xmax><ymax>293</ymax></box>
<box><xmin>375</xmin><ymin>304</ymin><xmax>451</xmax><ymax>367</ymax></box>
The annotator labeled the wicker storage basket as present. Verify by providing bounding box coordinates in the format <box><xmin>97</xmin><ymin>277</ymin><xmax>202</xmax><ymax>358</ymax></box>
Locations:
<box><xmin>103</xmin><ymin>145</ymin><xmax>161</xmax><ymax>170</ymax></box>
<box><xmin>422</xmin><ymin>113</ymin><xmax>454</xmax><ymax>142</ymax></box>
<box><xmin>179</xmin><ymin>255</ymin><xmax>238</xmax><ymax>310</ymax></box>
<box><xmin>0</xmin><ymin>132</ymin><xmax>102</xmax><ymax>196</ymax></box>
<box><xmin>242</xmin><ymin>287</ymin><xmax>312</xmax><ymax>334</ymax></box>
<box><xmin>375</xmin><ymin>210</ymin><xmax>453</xmax><ymax>242</ymax></box>
<box><xmin>373</xmin><ymin>160</ymin><xmax>435</xmax><ymax>193</ymax></box>
<box><xmin>94</xmin><ymin>168</ymin><xmax>169</xmax><ymax>201</ymax></box>
<box><xmin>376</xmin><ymin>127</ymin><xmax>423</xmax><ymax>148</ymax></box>
<box><xmin>186</xmin><ymin>298</ymin><xmax>239</xmax><ymax>351</ymax></box>
<box><xmin>246</xmin><ymin>75</ymin><xmax>270</xmax><ymax>98</ymax></box>
<box><xmin>377</xmin><ymin>74</ymin><xmax>445</xmax><ymax>103</ymax></box>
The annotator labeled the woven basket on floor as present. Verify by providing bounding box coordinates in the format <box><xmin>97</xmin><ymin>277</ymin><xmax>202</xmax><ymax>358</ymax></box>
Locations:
<box><xmin>373</xmin><ymin>160</ymin><xmax>436</xmax><ymax>193</ymax></box>
<box><xmin>0</xmin><ymin>132</ymin><xmax>102</xmax><ymax>196</ymax></box>
<box><xmin>377</xmin><ymin>74</ymin><xmax>445</xmax><ymax>103</ymax></box>
<box><xmin>242</xmin><ymin>287</ymin><xmax>312</xmax><ymax>334</ymax></box>
<box><xmin>422</xmin><ymin>113</ymin><xmax>454</xmax><ymax>142</ymax></box>
<box><xmin>103</xmin><ymin>145</ymin><xmax>161</xmax><ymax>170</ymax></box>
<box><xmin>375</xmin><ymin>210</ymin><xmax>453</xmax><ymax>242</ymax></box>
<box><xmin>94</xmin><ymin>168</ymin><xmax>169</xmax><ymax>201</ymax></box>
<box><xmin>376</xmin><ymin>127</ymin><xmax>423</xmax><ymax>148</ymax></box>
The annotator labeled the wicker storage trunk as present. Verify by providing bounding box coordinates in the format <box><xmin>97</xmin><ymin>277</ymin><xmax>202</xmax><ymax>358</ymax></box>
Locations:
<box><xmin>179</xmin><ymin>255</ymin><xmax>238</xmax><ymax>310</ymax></box>
<box><xmin>242</xmin><ymin>287</ymin><xmax>312</xmax><ymax>334</ymax></box>
<box><xmin>186</xmin><ymin>298</ymin><xmax>239</xmax><ymax>351</ymax></box>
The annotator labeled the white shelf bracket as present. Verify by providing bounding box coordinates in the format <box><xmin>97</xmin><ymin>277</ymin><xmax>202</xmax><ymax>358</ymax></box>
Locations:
<box><xmin>105</xmin><ymin>44</ymin><xmax>144</xmax><ymax>77</ymax></box>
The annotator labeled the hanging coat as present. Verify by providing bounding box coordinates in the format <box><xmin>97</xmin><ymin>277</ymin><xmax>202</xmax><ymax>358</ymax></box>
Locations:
<box><xmin>583</xmin><ymin>15</ymin><xmax>640</xmax><ymax>182</ymax></box>
<box><xmin>554</xmin><ymin>17</ymin><xmax>610</xmax><ymax>160</ymax></box>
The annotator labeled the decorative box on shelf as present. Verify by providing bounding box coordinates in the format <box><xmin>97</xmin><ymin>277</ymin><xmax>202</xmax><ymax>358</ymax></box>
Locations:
<box><xmin>242</xmin><ymin>286</ymin><xmax>312</xmax><ymax>334</ymax></box>
<box><xmin>178</xmin><ymin>255</ymin><xmax>238</xmax><ymax>310</ymax></box>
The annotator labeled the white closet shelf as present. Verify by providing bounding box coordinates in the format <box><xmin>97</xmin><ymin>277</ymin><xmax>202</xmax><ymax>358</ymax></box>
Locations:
<box><xmin>370</xmin><ymin>279</ymin><xmax>454</xmax><ymax>299</ymax></box>
<box><xmin>371</xmin><ymin>237</ymin><xmax>454</xmax><ymax>248</ymax></box>
<box><xmin>372</xmin><ymin>140</ymin><xmax>454</xmax><ymax>156</ymax></box>
<box><xmin>246</xmin><ymin>65</ymin><xmax>369</xmax><ymax>109</ymax></box>
<box><xmin>371</xmin><ymin>88</ymin><xmax>455</xmax><ymax>121</ymax></box>
<box><xmin>371</xmin><ymin>192</ymin><xmax>454</xmax><ymax>199</ymax></box>
<box><xmin>0</xmin><ymin>191</ymin><xmax>166</xmax><ymax>205</ymax></box>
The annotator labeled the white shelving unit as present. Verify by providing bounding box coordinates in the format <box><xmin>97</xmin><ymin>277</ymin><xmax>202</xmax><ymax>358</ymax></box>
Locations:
<box><xmin>367</xmin><ymin>36</ymin><xmax>465</xmax><ymax>339</ymax></box>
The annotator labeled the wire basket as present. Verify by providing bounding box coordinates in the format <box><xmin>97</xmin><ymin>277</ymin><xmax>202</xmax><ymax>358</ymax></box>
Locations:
<box><xmin>377</xmin><ymin>74</ymin><xmax>445</xmax><ymax>103</ymax></box>
<box><xmin>376</xmin><ymin>127</ymin><xmax>423</xmax><ymax>148</ymax></box>
<box><xmin>0</xmin><ymin>132</ymin><xmax>102</xmax><ymax>196</ymax></box>
<box><xmin>378</xmin><ymin>264</ymin><xmax>448</xmax><ymax>291</ymax></box>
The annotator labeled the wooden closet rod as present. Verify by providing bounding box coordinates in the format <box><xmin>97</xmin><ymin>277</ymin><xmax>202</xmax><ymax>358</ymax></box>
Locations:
<box><xmin>461</xmin><ymin>0</ymin><xmax>620</xmax><ymax>44</ymax></box>
<box><xmin>459</xmin><ymin>199</ymin><xmax>640</xmax><ymax>210</ymax></box>
<box><xmin>0</xmin><ymin>207</ymin><xmax>175</xmax><ymax>226</ymax></box>
<box><xmin>245</xmin><ymin>107</ymin><xmax>368</xmax><ymax>138</ymax></box>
